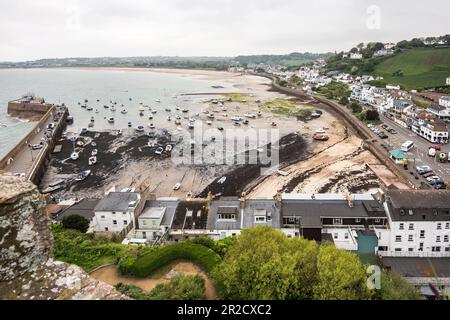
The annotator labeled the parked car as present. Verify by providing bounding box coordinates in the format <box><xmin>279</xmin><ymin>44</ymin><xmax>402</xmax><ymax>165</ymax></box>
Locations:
<box><xmin>155</xmin><ymin>147</ymin><xmax>164</xmax><ymax>155</ymax></box>
<box><xmin>429</xmin><ymin>144</ymin><xmax>441</xmax><ymax>151</ymax></box>
<box><xmin>434</xmin><ymin>181</ymin><xmax>447</xmax><ymax>190</ymax></box>
<box><xmin>416</xmin><ymin>165</ymin><xmax>432</xmax><ymax>174</ymax></box>
<box><xmin>389</xmin><ymin>129</ymin><xmax>397</xmax><ymax>134</ymax></box>
<box><xmin>378</xmin><ymin>132</ymin><xmax>388</xmax><ymax>139</ymax></box>
<box><xmin>31</xmin><ymin>143</ymin><xmax>43</xmax><ymax>150</ymax></box>
<box><xmin>426</xmin><ymin>176</ymin><xmax>440</xmax><ymax>184</ymax></box>
<box><xmin>422</xmin><ymin>172</ymin><xmax>436</xmax><ymax>178</ymax></box>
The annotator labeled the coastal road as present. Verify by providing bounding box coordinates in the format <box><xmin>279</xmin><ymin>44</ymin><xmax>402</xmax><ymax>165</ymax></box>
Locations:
<box><xmin>378</xmin><ymin>113</ymin><xmax>450</xmax><ymax>184</ymax></box>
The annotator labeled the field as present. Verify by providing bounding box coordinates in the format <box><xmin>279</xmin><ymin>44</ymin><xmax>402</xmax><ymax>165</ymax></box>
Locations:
<box><xmin>372</xmin><ymin>48</ymin><xmax>450</xmax><ymax>89</ymax></box>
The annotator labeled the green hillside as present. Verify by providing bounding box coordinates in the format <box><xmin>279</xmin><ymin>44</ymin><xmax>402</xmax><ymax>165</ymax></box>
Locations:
<box><xmin>372</xmin><ymin>48</ymin><xmax>450</xmax><ymax>89</ymax></box>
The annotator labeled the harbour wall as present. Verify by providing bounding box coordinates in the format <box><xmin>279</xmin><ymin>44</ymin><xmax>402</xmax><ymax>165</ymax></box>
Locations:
<box><xmin>7</xmin><ymin>100</ymin><xmax>53</xmax><ymax>121</ymax></box>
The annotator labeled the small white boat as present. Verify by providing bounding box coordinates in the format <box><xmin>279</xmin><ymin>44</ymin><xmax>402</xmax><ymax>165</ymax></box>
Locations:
<box><xmin>70</xmin><ymin>152</ymin><xmax>79</xmax><ymax>160</ymax></box>
<box><xmin>176</xmin><ymin>126</ymin><xmax>183</xmax><ymax>131</ymax></box>
<box><xmin>75</xmin><ymin>170</ymin><xmax>91</xmax><ymax>181</ymax></box>
<box><xmin>91</xmin><ymin>149</ymin><xmax>98</xmax><ymax>156</ymax></box>
<box><xmin>315</xmin><ymin>128</ymin><xmax>326</xmax><ymax>134</ymax></box>
<box><xmin>175</xmin><ymin>119</ymin><xmax>181</xmax><ymax>125</ymax></box>
<box><xmin>121</xmin><ymin>109</ymin><xmax>128</xmax><ymax>114</ymax></box>
<box><xmin>136</xmin><ymin>125</ymin><xmax>145</xmax><ymax>132</ymax></box>
<box><xmin>108</xmin><ymin>117</ymin><xmax>115</xmax><ymax>123</ymax></box>
<box><xmin>188</xmin><ymin>122</ymin><xmax>194</xmax><ymax>129</ymax></box>
<box><xmin>111</xmin><ymin>107</ymin><xmax>116</xmax><ymax>112</ymax></box>
<box><xmin>206</xmin><ymin>121</ymin><xmax>212</xmax><ymax>125</ymax></box>
<box><xmin>117</xmin><ymin>129</ymin><xmax>123</xmax><ymax>135</ymax></box>
<box><xmin>88</xmin><ymin>156</ymin><xmax>97</xmax><ymax>166</ymax></box>
<box><xmin>182</xmin><ymin>109</ymin><xmax>189</xmax><ymax>113</ymax></box>
<box><xmin>176</xmin><ymin>115</ymin><xmax>181</xmax><ymax>120</ymax></box>
<box><xmin>165</xmin><ymin>145</ymin><xmax>173</xmax><ymax>152</ymax></box>
<box><xmin>244</xmin><ymin>113</ymin><xmax>256</xmax><ymax>118</ymax></box>
<box><xmin>149</xmin><ymin>123</ymin><xmax>155</xmax><ymax>129</ymax></box>
<box><xmin>231</xmin><ymin>116</ymin><xmax>242</xmax><ymax>121</ymax></box>
<box><xmin>217</xmin><ymin>176</ymin><xmax>227</xmax><ymax>184</ymax></box>
<box><xmin>139</xmin><ymin>106</ymin><xmax>145</xmax><ymax>111</ymax></box>
<box><xmin>167</xmin><ymin>116</ymin><xmax>172</xmax><ymax>121</ymax></box>
<box><xmin>76</xmin><ymin>141</ymin><xmax>84</xmax><ymax>147</ymax></box>
<box><xmin>207</xmin><ymin>114</ymin><xmax>215</xmax><ymax>119</ymax></box>
<box><xmin>173</xmin><ymin>182</ymin><xmax>181</xmax><ymax>190</ymax></box>
<box><xmin>155</xmin><ymin>99</ymin><xmax>161</xmax><ymax>103</ymax></box>
<box><xmin>222</xmin><ymin>113</ymin><xmax>228</xmax><ymax>117</ymax></box>
<box><xmin>257</xmin><ymin>111</ymin><xmax>262</xmax><ymax>117</ymax></box>
<box><xmin>151</xmin><ymin>110</ymin><xmax>157</xmax><ymax>114</ymax></box>
<box><xmin>86</xmin><ymin>106</ymin><xmax>93</xmax><ymax>111</ymax></box>
<box><xmin>148</xmin><ymin>115</ymin><xmax>153</xmax><ymax>120</ymax></box>
<box><xmin>95</xmin><ymin>109</ymin><xmax>99</xmax><ymax>113</ymax></box>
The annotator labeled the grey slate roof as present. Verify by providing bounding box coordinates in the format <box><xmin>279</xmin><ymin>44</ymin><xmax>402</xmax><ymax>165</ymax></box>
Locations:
<box><xmin>386</xmin><ymin>190</ymin><xmax>450</xmax><ymax>221</ymax></box>
<box><xmin>94</xmin><ymin>192</ymin><xmax>140</xmax><ymax>212</ymax></box>
<box><xmin>207</xmin><ymin>198</ymin><xmax>241</xmax><ymax>230</ymax></box>
<box><xmin>242</xmin><ymin>199</ymin><xmax>280</xmax><ymax>229</ymax></box>
<box><xmin>57</xmin><ymin>198</ymin><xmax>99</xmax><ymax>222</ymax></box>
<box><xmin>381</xmin><ymin>257</ymin><xmax>450</xmax><ymax>278</ymax></box>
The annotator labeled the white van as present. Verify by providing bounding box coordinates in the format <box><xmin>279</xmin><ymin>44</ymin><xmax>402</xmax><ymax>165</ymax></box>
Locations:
<box><xmin>428</xmin><ymin>148</ymin><xmax>436</xmax><ymax>157</ymax></box>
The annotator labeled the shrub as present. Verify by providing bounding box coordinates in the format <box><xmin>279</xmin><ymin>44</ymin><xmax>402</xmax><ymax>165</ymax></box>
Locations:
<box><xmin>62</xmin><ymin>215</ymin><xmax>90</xmax><ymax>233</ymax></box>
<box><xmin>119</xmin><ymin>242</ymin><xmax>222</xmax><ymax>277</ymax></box>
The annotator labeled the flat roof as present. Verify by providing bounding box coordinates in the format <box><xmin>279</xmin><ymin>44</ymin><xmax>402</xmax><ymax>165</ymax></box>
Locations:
<box><xmin>140</xmin><ymin>207</ymin><xmax>165</xmax><ymax>219</ymax></box>
<box><xmin>94</xmin><ymin>192</ymin><xmax>140</xmax><ymax>212</ymax></box>
<box><xmin>381</xmin><ymin>257</ymin><xmax>450</xmax><ymax>278</ymax></box>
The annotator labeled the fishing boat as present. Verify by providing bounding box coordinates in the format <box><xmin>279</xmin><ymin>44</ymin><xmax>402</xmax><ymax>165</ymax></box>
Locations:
<box><xmin>87</xmin><ymin>106</ymin><xmax>93</xmax><ymax>111</ymax></box>
<box><xmin>148</xmin><ymin>115</ymin><xmax>153</xmax><ymax>120</ymax></box>
<box><xmin>128</xmin><ymin>121</ymin><xmax>132</xmax><ymax>127</ymax></box>
<box><xmin>207</xmin><ymin>114</ymin><xmax>215</xmax><ymax>119</ymax></box>
<box><xmin>175</xmin><ymin>119</ymin><xmax>181</xmax><ymax>125</ymax></box>
<box><xmin>136</xmin><ymin>125</ymin><xmax>145</xmax><ymax>132</ymax></box>
<box><xmin>151</xmin><ymin>110</ymin><xmax>157</xmax><ymax>114</ymax></box>
<box><xmin>257</xmin><ymin>111</ymin><xmax>262</xmax><ymax>117</ymax></box>
<box><xmin>121</xmin><ymin>109</ymin><xmax>127</xmax><ymax>114</ymax></box>
<box><xmin>41</xmin><ymin>184</ymin><xmax>65</xmax><ymax>194</ymax></box>
<box><xmin>243</xmin><ymin>119</ymin><xmax>249</xmax><ymax>125</ymax></box>
<box><xmin>149</xmin><ymin>123</ymin><xmax>155</xmax><ymax>129</ymax></box>
<box><xmin>108</xmin><ymin>117</ymin><xmax>115</xmax><ymax>123</ymax></box>
<box><xmin>139</xmin><ymin>111</ymin><xmax>144</xmax><ymax>116</ymax></box>
<box><xmin>165</xmin><ymin>108</ymin><xmax>172</xmax><ymax>112</ymax></box>
<box><xmin>91</xmin><ymin>149</ymin><xmax>98</xmax><ymax>156</ymax></box>
<box><xmin>182</xmin><ymin>108</ymin><xmax>189</xmax><ymax>113</ymax></box>
<box><xmin>70</xmin><ymin>152</ymin><xmax>79</xmax><ymax>160</ymax></box>
<box><xmin>244</xmin><ymin>113</ymin><xmax>256</xmax><ymax>118</ymax></box>
<box><xmin>75</xmin><ymin>170</ymin><xmax>91</xmax><ymax>181</ymax></box>
<box><xmin>188</xmin><ymin>122</ymin><xmax>195</xmax><ymax>129</ymax></box>
<box><xmin>173</xmin><ymin>182</ymin><xmax>181</xmax><ymax>190</ymax></box>
<box><xmin>167</xmin><ymin>116</ymin><xmax>172</xmax><ymax>121</ymax></box>
<box><xmin>155</xmin><ymin>99</ymin><xmax>161</xmax><ymax>103</ymax></box>
<box><xmin>104</xmin><ymin>105</ymin><xmax>109</xmax><ymax>109</ymax></box>
<box><xmin>313</xmin><ymin>133</ymin><xmax>329</xmax><ymax>141</ymax></box>
<box><xmin>206</xmin><ymin>121</ymin><xmax>212</xmax><ymax>125</ymax></box>
<box><xmin>88</xmin><ymin>156</ymin><xmax>97</xmax><ymax>166</ymax></box>
<box><xmin>139</xmin><ymin>106</ymin><xmax>145</xmax><ymax>111</ymax></box>
<box><xmin>81</xmin><ymin>104</ymin><xmax>87</xmax><ymax>108</ymax></box>
<box><xmin>315</xmin><ymin>128</ymin><xmax>326</xmax><ymax>134</ymax></box>
<box><xmin>90</xmin><ymin>116</ymin><xmax>95</xmax><ymax>122</ymax></box>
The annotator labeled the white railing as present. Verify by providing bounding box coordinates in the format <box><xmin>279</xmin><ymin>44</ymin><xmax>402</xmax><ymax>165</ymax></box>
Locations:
<box><xmin>378</xmin><ymin>251</ymin><xmax>450</xmax><ymax>258</ymax></box>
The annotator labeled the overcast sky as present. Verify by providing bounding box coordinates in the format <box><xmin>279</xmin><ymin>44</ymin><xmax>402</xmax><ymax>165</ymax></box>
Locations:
<box><xmin>0</xmin><ymin>0</ymin><xmax>448</xmax><ymax>61</ymax></box>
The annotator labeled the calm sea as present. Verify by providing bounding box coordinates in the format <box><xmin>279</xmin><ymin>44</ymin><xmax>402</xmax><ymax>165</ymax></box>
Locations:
<box><xmin>0</xmin><ymin>68</ymin><xmax>231</xmax><ymax>158</ymax></box>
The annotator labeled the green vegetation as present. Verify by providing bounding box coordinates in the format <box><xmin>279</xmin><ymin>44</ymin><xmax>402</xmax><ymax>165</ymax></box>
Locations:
<box><xmin>119</xmin><ymin>242</ymin><xmax>221</xmax><ymax>277</ymax></box>
<box><xmin>372</xmin><ymin>48</ymin><xmax>450</xmax><ymax>89</ymax></box>
<box><xmin>222</xmin><ymin>93</ymin><xmax>252</xmax><ymax>103</ymax></box>
<box><xmin>316</xmin><ymin>81</ymin><xmax>351</xmax><ymax>100</ymax></box>
<box><xmin>260</xmin><ymin>98</ymin><xmax>313</xmax><ymax>119</ymax></box>
<box><xmin>412</xmin><ymin>98</ymin><xmax>431</xmax><ymax>108</ymax></box>
<box><xmin>372</xmin><ymin>271</ymin><xmax>423</xmax><ymax>300</ymax></box>
<box><xmin>52</xmin><ymin>225</ymin><xmax>131</xmax><ymax>272</ymax></box>
<box><xmin>61</xmin><ymin>215</ymin><xmax>90</xmax><ymax>233</ymax></box>
<box><xmin>115</xmin><ymin>274</ymin><xmax>206</xmax><ymax>300</ymax></box>
<box><xmin>234</xmin><ymin>52</ymin><xmax>333</xmax><ymax>68</ymax></box>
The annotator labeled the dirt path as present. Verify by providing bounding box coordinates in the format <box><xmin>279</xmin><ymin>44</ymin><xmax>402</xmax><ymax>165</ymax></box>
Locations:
<box><xmin>90</xmin><ymin>260</ymin><xmax>217</xmax><ymax>300</ymax></box>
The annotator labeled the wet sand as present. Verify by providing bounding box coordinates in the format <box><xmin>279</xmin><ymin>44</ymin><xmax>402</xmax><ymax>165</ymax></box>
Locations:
<box><xmin>90</xmin><ymin>260</ymin><xmax>217</xmax><ymax>300</ymax></box>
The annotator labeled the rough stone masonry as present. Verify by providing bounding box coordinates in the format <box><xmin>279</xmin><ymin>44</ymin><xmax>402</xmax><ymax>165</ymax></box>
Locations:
<box><xmin>0</xmin><ymin>173</ymin><xmax>128</xmax><ymax>300</ymax></box>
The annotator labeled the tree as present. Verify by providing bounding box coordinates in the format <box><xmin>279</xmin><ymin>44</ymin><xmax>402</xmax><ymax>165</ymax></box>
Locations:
<box><xmin>148</xmin><ymin>274</ymin><xmax>206</xmax><ymax>300</ymax></box>
<box><xmin>61</xmin><ymin>215</ymin><xmax>90</xmax><ymax>233</ymax></box>
<box><xmin>312</xmin><ymin>244</ymin><xmax>371</xmax><ymax>300</ymax></box>
<box><xmin>373</xmin><ymin>271</ymin><xmax>423</xmax><ymax>300</ymax></box>
<box><xmin>366</xmin><ymin>109</ymin><xmax>380</xmax><ymax>121</ymax></box>
<box><xmin>350</xmin><ymin>102</ymin><xmax>363</xmax><ymax>114</ymax></box>
<box><xmin>212</xmin><ymin>226</ymin><xmax>318</xmax><ymax>300</ymax></box>
<box><xmin>339</xmin><ymin>97</ymin><xmax>349</xmax><ymax>106</ymax></box>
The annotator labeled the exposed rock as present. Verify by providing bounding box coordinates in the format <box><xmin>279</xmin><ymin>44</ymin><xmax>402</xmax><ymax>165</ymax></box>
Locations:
<box><xmin>0</xmin><ymin>173</ymin><xmax>128</xmax><ymax>300</ymax></box>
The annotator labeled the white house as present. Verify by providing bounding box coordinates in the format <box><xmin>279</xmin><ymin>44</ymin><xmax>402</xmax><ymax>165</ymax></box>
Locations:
<box><xmin>446</xmin><ymin>77</ymin><xmax>450</xmax><ymax>86</ymax></box>
<box><xmin>428</xmin><ymin>104</ymin><xmax>450</xmax><ymax>122</ymax></box>
<box><xmin>381</xmin><ymin>189</ymin><xmax>450</xmax><ymax>256</ymax></box>
<box><xmin>438</xmin><ymin>96</ymin><xmax>450</xmax><ymax>108</ymax></box>
<box><xmin>350</xmin><ymin>53</ymin><xmax>363</xmax><ymax>60</ymax></box>
<box><xmin>93</xmin><ymin>192</ymin><xmax>141</xmax><ymax>233</ymax></box>
<box><xmin>386</xmin><ymin>84</ymin><xmax>401</xmax><ymax>90</ymax></box>
<box><xmin>373</xmin><ymin>49</ymin><xmax>394</xmax><ymax>57</ymax></box>
<box><xmin>419</xmin><ymin>121</ymin><xmax>449</xmax><ymax>144</ymax></box>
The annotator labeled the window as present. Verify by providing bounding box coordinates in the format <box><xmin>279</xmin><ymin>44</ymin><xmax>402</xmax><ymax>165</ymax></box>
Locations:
<box><xmin>436</xmin><ymin>236</ymin><xmax>441</xmax><ymax>243</ymax></box>
<box><xmin>408</xmin><ymin>248</ymin><xmax>414</xmax><ymax>252</ymax></box>
<box><xmin>142</xmin><ymin>232</ymin><xmax>146</xmax><ymax>238</ymax></box>
<box><xmin>333</xmin><ymin>218</ymin><xmax>343</xmax><ymax>225</ymax></box>
<box><xmin>113</xmin><ymin>220</ymin><xmax>117</xmax><ymax>225</ymax></box>
<box><xmin>375</xmin><ymin>218</ymin><xmax>381</xmax><ymax>223</ymax></box>
<box><xmin>420</xmin><ymin>230</ymin><xmax>425</xmax><ymax>239</ymax></box>
<box><xmin>408</xmin><ymin>223</ymin><xmax>414</xmax><ymax>230</ymax></box>
<box><xmin>344</xmin><ymin>233</ymin><xmax>349</xmax><ymax>239</ymax></box>
<box><xmin>255</xmin><ymin>216</ymin><xmax>266</xmax><ymax>223</ymax></box>
<box><xmin>112</xmin><ymin>211</ymin><xmax>116</xmax><ymax>215</ymax></box>
<box><xmin>395</xmin><ymin>235</ymin><xmax>402</xmax><ymax>242</ymax></box>
<box><xmin>104</xmin><ymin>227</ymin><xmax>109</xmax><ymax>231</ymax></box>
<box><xmin>333</xmin><ymin>233</ymin><xmax>338</xmax><ymax>239</ymax></box>
<box><xmin>219</xmin><ymin>214</ymin><xmax>236</xmax><ymax>220</ymax></box>
<box><xmin>437</xmin><ymin>223</ymin><xmax>442</xmax><ymax>230</ymax></box>
<box><xmin>444</xmin><ymin>235</ymin><xmax>449</xmax><ymax>242</ymax></box>
<box><xmin>355</xmin><ymin>218</ymin><xmax>361</xmax><ymax>223</ymax></box>
<box><xmin>432</xmin><ymin>246</ymin><xmax>441</xmax><ymax>252</ymax></box>
<box><xmin>100</xmin><ymin>215</ymin><xmax>105</xmax><ymax>219</ymax></box>
<box><xmin>408</xmin><ymin>235</ymin><xmax>413</xmax><ymax>242</ymax></box>
<box><xmin>399</xmin><ymin>223</ymin><xmax>404</xmax><ymax>230</ymax></box>
<box><xmin>445</xmin><ymin>222</ymin><xmax>449</xmax><ymax>229</ymax></box>
<box><xmin>123</xmin><ymin>220</ymin><xmax>128</xmax><ymax>225</ymax></box>
<box><xmin>123</xmin><ymin>212</ymin><xmax>127</xmax><ymax>215</ymax></box>
<box><xmin>395</xmin><ymin>248</ymin><xmax>402</xmax><ymax>252</ymax></box>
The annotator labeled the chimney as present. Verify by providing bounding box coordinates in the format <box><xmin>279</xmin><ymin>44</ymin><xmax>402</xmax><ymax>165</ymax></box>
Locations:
<box><xmin>346</xmin><ymin>193</ymin><xmax>354</xmax><ymax>208</ymax></box>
